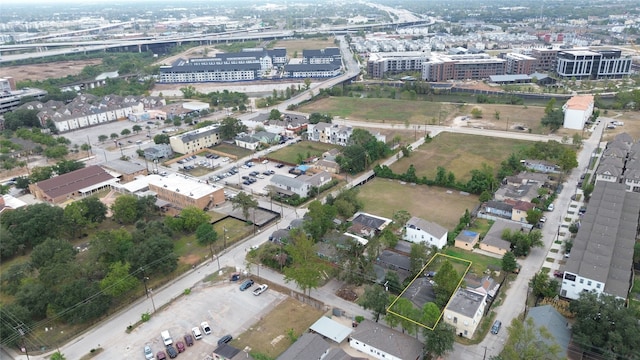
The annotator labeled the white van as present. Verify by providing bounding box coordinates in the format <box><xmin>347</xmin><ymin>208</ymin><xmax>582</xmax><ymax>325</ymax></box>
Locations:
<box><xmin>161</xmin><ymin>330</ymin><xmax>173</xmax><ymax>346</ymax></box>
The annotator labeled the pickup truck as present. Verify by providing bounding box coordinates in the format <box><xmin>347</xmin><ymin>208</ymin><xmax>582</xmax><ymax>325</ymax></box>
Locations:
<box><xmin>252</xmin><ymin>284</ymin><xmax>268</xmax><ymax>296</ymax></box>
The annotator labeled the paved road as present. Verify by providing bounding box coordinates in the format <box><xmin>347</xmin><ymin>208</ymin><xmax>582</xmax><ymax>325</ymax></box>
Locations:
<box><xmin>448</xmin><ymin>119</ymin><xmax>605</xmax><ymax>359</ymax></box>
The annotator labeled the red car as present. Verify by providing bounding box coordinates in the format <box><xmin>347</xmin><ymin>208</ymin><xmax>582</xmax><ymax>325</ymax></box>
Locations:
<box><xmin>156</xmin><ymin>351</ymin><xmax>167</xmax><ymax>360</ymax></box>
<box><xmin>183</xmin><ymin>334</ymin><xmax>194</xmax><ymax>346</ymax></box>
<box><xmin>176</xmin><ymin>341</ymin><xmax>186</xmax><ymax>353</ymax></box>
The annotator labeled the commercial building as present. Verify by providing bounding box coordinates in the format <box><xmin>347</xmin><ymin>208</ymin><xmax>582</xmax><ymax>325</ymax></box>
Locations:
<box><xmin>556</xmin><ymin>49</ymin><xmax>632</xmax><ymax>79</ymax></box>
<box><xmin>560</xmin><ymin>182</ymin><xmax>640</xmax><ymax>300</ymax></box>
<box><xmin>169</xmin><ymin>124</ymin><xmax>221</xmax><ymax>154</ymax></box>
<box><xmin>147</xmin><ymin>173</ymin><xmax>224</xmax><ymax>210</ymax></box>
<box><xmin>366</xmin><ymin>51</ymin><xmax>429</xmax><ymax>78</ymax></box>
<box><xmin>562</xmin><ymin>94</ymin><xmax>594</xmax><ymax>130</ymax></box>
<box><xmin>29</xmin><ymin>165</ymin><xmax>119</xmax><ymax>204</ymax></box>
<box><xmin>530</xmin><ymin>48</ymin><xmax>559</xmax><ymax>72</ymax></box>
<box><xmin>504</xmin><ymin>53</ymin><xmax>537</xmax><ymax>74</ymax></box>
<box><xmin>0</xmin><ymin>77</ymin><xmax>47</xmax><ymax>115</ymax></box>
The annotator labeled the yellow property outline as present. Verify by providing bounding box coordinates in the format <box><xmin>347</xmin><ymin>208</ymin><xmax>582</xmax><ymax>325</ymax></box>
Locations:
<box><xmin>386</xmin><ymin>253</ymin><xmax>472</xmax><ymax>331</ymax></box>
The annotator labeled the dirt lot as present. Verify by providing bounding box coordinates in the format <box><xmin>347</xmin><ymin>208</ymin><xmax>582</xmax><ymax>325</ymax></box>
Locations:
<box><xmin>0</xmin><ymin>59</ymin><xmax>102</xmax><ymax>82</ymax></box>
<box><xmin>358</xmin><ymin>178</ymin><xmax>479</xmax><ymax>230</ymax></box>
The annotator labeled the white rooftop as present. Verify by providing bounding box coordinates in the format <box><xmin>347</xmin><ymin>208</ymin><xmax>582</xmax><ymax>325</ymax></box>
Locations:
<box><xmin>147</xmin><ymin>173</ymin><xmax>222</xmax><ymax>199</ymax></box>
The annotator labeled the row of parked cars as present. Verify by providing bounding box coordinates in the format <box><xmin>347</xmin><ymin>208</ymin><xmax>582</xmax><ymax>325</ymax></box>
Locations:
<box><xmin>149</xmin><ymin>324</ymin><xmax>233</xmax><ymax>359</ymax></box>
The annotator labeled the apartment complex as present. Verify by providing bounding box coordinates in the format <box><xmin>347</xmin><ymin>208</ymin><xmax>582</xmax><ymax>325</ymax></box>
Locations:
<box><xmin>0</xmin><ymin>77</ymin><xmax>47</xmax><ymax>115</ymax></box>
<box><xmin>556</xmin><ymin>49</ymin><xmax>632</xmax><ymax>79</ymax></box>
<box><xmin>504</xmin><ymin>53</ymin><xmax>537</xmax><ymax>74</ymax></box>
<box><xmin>530</xmin><ymin>48</ymin><xmax>559</xmax><ymax>72</ymax></box>
<box><xmin>169</xmin><ymin>124</ymin><xmax>221</xmax><ymax>154</ymax></box>
<box><xmin>366</xmin><ymin>51</ymin><xmax>429</xmax><ymax>78</ymax></box>
<box><xmin>422</xmin><ymin>54</ymin><xmax>506</xmax><ymax>82</ymax></box>
<box><xmin>562</xmin><ymin>94</ymin><xmax>594</xmax><ymax>130</ymax></box>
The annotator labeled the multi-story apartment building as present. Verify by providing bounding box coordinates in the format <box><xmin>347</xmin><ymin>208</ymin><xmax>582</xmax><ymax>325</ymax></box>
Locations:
<box><xmin>302</xmin><ymin>48</ymin><xmax>341</xmax><ymax>64</ymax></box>
<box><xmin>307</xmin><ymin>122</ymin><xmax>353</xmax><ymax>146</ymax></box>
<box><xmin>366</xmin><ymin>51</ymin><xmax>429</xmax><ymax>78</ymax></box>
<box><xmin>556</xmin><ymin>49</ymin><xmax>632</xmax><ymax>79</ymax></box>
<box><xmin>169</xmin><ymin>124</ymin><xmax>221</xmax><ymax>154</ymax></box>
<box><xmin>0</xmin><ymin>77</ymin><xmax>47</xmax><ymax>115</ymax></box>
<box><xmin>423</xmin><ymin>54</ymin><xmax>506</xmax><ymax>82</ymax></box>
<box><xmin>530</xmin><ymin>48</ymin><xmax>559</xmax><ymax>72</ymax></box>
<box><xmin>505</xmin><ymin>53</ymin><xmax>537</xmax><ymax>74</ymax></box>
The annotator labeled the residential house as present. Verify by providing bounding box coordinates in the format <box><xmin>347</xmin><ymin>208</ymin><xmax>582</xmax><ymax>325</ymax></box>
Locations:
<box><xmin>485</xmin><ymin>200</ymin><xmax>513</xmax><ymax>219</ymax></box>
<box><xmin>309</xmin><ymin>316</ymin><xmax>353</xmax><ymax>344</ymax></box>
<box><xmin>526</xmin><ymin>305</ymin><xmax>572</xmax><ymax>358</ymax></box>
<box><xmin>329</xmin><ymin>124</ymin><xmax>353</xmax><ymax>146</ymax></box>
<box><xmin>235</xmin><ymin>134</ymin><xmax>260</xmax><ymax>150</ymax></box>
<box><xmin>623</xmin><ymin>168</ymin><xmax>640</xmax><ymax>193</ymax></box>
<box><xmin>507</xmin><ymin>200</ymin><xmax>535</xmax><ymax>223</ymax></box>
<box><xmin>307</xmin><ymin>122</ymin><xmax>332</xmax><ymax>143</ymax></box>
<box><xmin>169</xmin><ymin>124</ymin><xmax>221</xmax><ymax>154</ymax></box>
<box><xmin>443</xmin><ymin>288</ymin><xmax>487</xmax><ymax>339</ymax></box>
<box><xmin>143</xmin><ymin>144</ymin><xmax>173</xmax><ymax>161</ymax></box>
<box><xmin>402</xmin><ymin>277</ymin><xmax>436</xmax><ymax>309</ymax></box>
<box><xmin>269</xmin><ymin>229</ymin><xmax>290</xmax><ymax>244</ymax></box>
<box><xmin>562</xmin><ymin>95</ymin><xmax>594</xmax><ymax>130</ymax></box>
<box><xmin>464</xmin><ymin>274</ymin><xmax>500</xmax><ymax>300</ymax></box>
<box><xmin>270</xmin><ymin>171</ymin><xmax>332</xmax><ymax>198</ymax></box>
<box><xmin>349</xmin><ymin>212</ymin><xmax>392</xmax><ymax>238</ymax></box>
<box><xmin>504</xmin><ymin>172</ymin><xmax>549</xmax><ymax>187</ymax></box>
<box><xmin>403</xmin><ymin>216</ymin><xmax>448</xmax><ymax>249</ymax></box>
<box><xmin>349</xmin><ymin>319</ymin><xmax>423</xmax><ymax>360</ymax></box>
<box><xmin>277</xmin><ymin>333</ymin><xmax>331</xmax><ymax>360</ymax></box>
<box><xmin>0</xmin><ymin>194</ymin><xmax>27</xmax><ymax>214</ymax></box>
<box><xmin>29</xmin><ymin>165</ymin><xmax>119</xmax><ymax>204</ymax></box>
<box><xmin>560</xmin><ymin>182</ymin><xmax>640</xmax><ymax>300</ymax></box>
<box><xmin>523</xmin><ymin>160</ymin><xmax>562</xmax><ymax>174</ymax></box>
<box><xmin>314</xmin><ymin>159</ymin><xmax>341</xmax><ymax>174</ymax></box>
<box><xmin>480</xmin><ymin>219</ymin><xmax>526</xmax><ymax>257</ymax></box>
<box><xmin>494</xmin><ymin>179</ymin><xmax>540</xmax><ymax>203</ymax></box>
<box><xmin>377</xmin><ymin>250</ymin><xmax>411</xmax><ymax>272</ymax></box>
<box><xmin>266</xmin><ymin>113</ymin><xmax>308</xmax><ymax>137</ymax></box>
<box><xmin>455</xmin><ymin>230</ymin><xmax>480</xmax><ymax>250</ymax></box>
<box><xmin>595</xmin><ymin>156</ymin><xmax>624</xmax><ymax>184</ymax></box>
<box><xmin>253</xmin><ymin>131</ymin><xmax>280</xmax><ymax>144</ymax></box>
<box><xmin>614</xmin><ymin>132</ymin><xmax>634</xmax><ymax>149</ymax></box>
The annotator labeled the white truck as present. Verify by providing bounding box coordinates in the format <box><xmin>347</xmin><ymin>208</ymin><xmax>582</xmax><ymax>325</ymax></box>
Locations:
<box><xmin>161</xmin><ymin>330</ymin><xmax>173</xmax><ymax>346</ymax></box>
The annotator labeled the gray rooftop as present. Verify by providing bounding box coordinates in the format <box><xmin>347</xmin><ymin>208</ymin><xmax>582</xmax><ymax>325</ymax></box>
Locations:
<box><xmin>406</xmin><ymin>216</ymin><xmax>448</xmax><ymax>238</ymax></box>
<box><xmin>526</xmin><ymin>305</ymin><xmax>571</xmax><ymax>355</ymax></box>
<box><xmin>377</xmin><ymin>250</ymin><xmax>410</xmax><ymax>271</ymax></box>
<box><xmin>350</xmin><ymin>319</ymin><xmax>423</xmax><ymax>360</ymax></box>
<box><xmin>271</xmin><ymin>174</ymin><xmax>306</xmax><ymax>190</ymax></box>
<box><xmin>484</xmin><ymin>219</ymin><xmax>527</xmax><ymax>246</ymax></box>
<box><xmin>564</xmin><ymin>182</ymin><xmax>640</xmax><ymax>298</ymax></box>
<box><xmin>446</xmin><ymin>288</ymin><xmax>486</xmax><ymax>318</ymax></box>
<box><xmin>277</xmin><ymin>332</ymin><xmax>330</xmax><ymax>360</ymax></box>
<box><xmin>101</xmin><ymin>159</ymin><xmax>146</xmax><ymax>175</ymax></box>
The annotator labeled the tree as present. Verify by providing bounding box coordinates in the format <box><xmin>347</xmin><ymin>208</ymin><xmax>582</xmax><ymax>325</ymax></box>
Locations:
<box><xmin>29</xmin><ymin>166</ymin><xmax>54</xmax><ymax>182</ymax></box>
<box><xmin>304</xmin><ymin>200</ymin><xmax>336</xmax><ymax>240</ymax></box>
<box><xmin>98</xmin><ymin>134</ymin><xmax>108</xmax><ymax>143</ymax></box>
<box><xmin>100</xmin><ymin>261</ymin><xmax>139</xmax><ymax>297</ymax></box>
<box><xmin>51</xmin><ymin>352</ymin><xmax>66</xmax><ymax>360</ymax></box>
<box><xmin>526</xmin><ymin>208</ymin><xmax>543</xmax><ymax>225</ymax></box>
<box><xmin>502</xmin><ymin>251</ymin><xmax>518</xmax><ymax>273</ymax></box>
<box><xmin>409</xmin><ymin>242</ymin><xmax>429</xmax><ymax>276</ymax></box>
<box><xmin>51</xmin><ymin>278</ymin><xmax>111</xmax><ymax>324</ymax></box>
<box><xmin>359</xmin><ymin>285</ymin><xmax>390</xmax><ymax>322</ymax></box>
<box><xmin>196</xmin><ymin>223</ymin><xmax>218</xmax><ymax>261</ymax></box>
<box><xmin>421</xmin><ymin>302</ymin><xmax>441</xmax><ymax>328</ymax></box>
<box><xmin>283</xmin><ymin>231</ymin><xmax>329</xmax><ymax>296</ymax></box>
<box><xmin>55</xmin><ymin>159</ymin><xmax>85</xmax><ymax>175</ymax></box>
<box><xmin>432</xmin><ymin>260</ymin><xmax>459</xmax><ymax>307</ymax></box>
<box><xmin>30</xmin><ymin>238</ymin><xmax>77</xmax><ymax>269</ymax></box>
<box><xmin>179</xmin><ymin>206</ymin><xmax>210</xmax><ymax>232</ymax></box>
<box><xmin>471</xmin><ymin>108</ymin><xmax>483</xmax><ymax>118</ymax></box>
<box><xmin>111</xmin><ymin>195</ymin><xmax>140</xmax><ymax>224</ymax></box>
<box><xmin>218</xmin><ymin>116</ymin><xmax>247</xmax><ymax>140</ymax></box>
<box><xmin>79</xmin><ymin>197</ymin><xmax>107</xmax><ymax>223</ymax></box>
<box><xmin>132</xmin><ymin>124</ymin><xmax>142</xmax><ymax>134</ymax></box>
<box><xmin>230</xmin><ymin>192</ymin><xmax>258</xmax><ymax>222</ymax></box>
<box><xmin>44</xmin><ymin>145</ymin><xmax>69</xmax><ymax>160</ymax></box>
<box><xmin>423</xmin><ymin>322</ymin><xmax>455</xmax><ymax>359</ymax></box>
<box><xmin>63</xmin><ymin>201</ymin><xmax>89</xmax><ymax>238</ymax></box>
<box><xmin>529</xmin><ymin>270</ymin><xmax>558</xmax><ymax>299</ymax></box>
<box><xmin>268</xmin><ymin>109</ymin><xmax>281</xmax><ymax>120</ymax></box>
<box><xmin>0</xmin><ymin>203</ymin><xmax>65</xmax><ymax>258</ymax></box>
<box><xmin>304</xmin><ymin>78</ymin><xmax>311</xmax><ymax>90</ymax></box>
<box><xmin>110</xmin><ymin>133</ymin><xmax>119</xmax><ymax>140</ymax></box>
<box><xmin>153</xmin><ymin>133</ymin><xmax>170</xmax><ymax>144</ymax></box>
<box><xmin>121</xmin><ymin>128</ymin><xmax>131</xmax><ymax>136</ymax></box>
<box><xmin>393</xmin><ymin>210</ymin><xmax>411</xmax><ymax>233</ymax></box>
<box><xmin>500</xmin><ymin>317</ymin><xmax>562</xmax><ymax>360</ymax></box>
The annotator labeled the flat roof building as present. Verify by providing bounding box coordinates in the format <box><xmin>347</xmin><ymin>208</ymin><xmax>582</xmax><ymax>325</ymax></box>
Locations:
<box><xmin>147</xmin><ymin>173</ymin><xmax>225</xmax><ymax>210</ymax></box>
<box><xmin>169</xmin><ymin>124</ymin><xmax>221</xmax><ymax>154</ymax></box>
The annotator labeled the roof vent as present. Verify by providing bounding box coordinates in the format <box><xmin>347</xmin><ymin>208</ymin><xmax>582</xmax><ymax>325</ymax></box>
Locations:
<box><xmin>176</xmin><ymin>188</ymin><xmax>180</xmax><ymax>192</ymax></box>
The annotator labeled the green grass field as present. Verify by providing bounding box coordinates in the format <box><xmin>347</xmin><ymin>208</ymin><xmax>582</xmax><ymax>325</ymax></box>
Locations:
<box><xmin>357</xmin><ymin>178</ymin><xmax>479</xmax><ymax>230</ymax></box>
<box><xmin>267</xmin><ymin>141</ymin><xmax>339</xmax><ymax>164</ymax></box>
<box><xmin>391</xmin><ymin>132</ymin><xmax>532</xmax><ymax>183</ymax></box>
<box><xmin>444</xmin><ymin>248</ymin><xmax>502</xmax><ymax>276</ymax></box>
<box><xmin>213</xmin><ymin>143</ymin><xmax>254</xmax><ymax>159</ymax></box>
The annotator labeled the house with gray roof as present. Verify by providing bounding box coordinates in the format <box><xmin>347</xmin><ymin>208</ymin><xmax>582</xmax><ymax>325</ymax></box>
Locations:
<box><xmin>143</xmin><ymin>144</ymin><xmax>173</xmax><ymax>161</ymax></box>
<box><xmin>377</xmin><ymin>250</ymin><xmax>411</xmax><ymax>272</ymax></box>
<box><xmin>349</xmin><ymin>319</ymin><xmax>423</xmax><ymax>360</ymax></box>
<box><xmin>213</xmin><ymin>343</ymin><xmax>252</xmax><ymax>360</ymax></box>
<box><xmin>526</xmin><ymin>305</ymin><xmax>571</xmax><ymax>357</ymax></box>
<box><xmin>234</xmin><ymin>134</ymin><xmax>260</xmax><ymax>150</ymax></box>
<box><xmin>561</xmin><ymin>181</ymin><xmax>640</xmax><ymax>300</ymax></box>
<box><xmin>277</xmin><ymin>333</ymin><xmax>331</xmax><ymax>360</ymax></box>
<box><xmin>270</xmin><ymin>171</ymin><xmax>332</xmax><ymax>198</ymax></box>
<box><xmin>443</xmin><ymin>288</ymin><xmax>487</xmax><ymax>339</ymax></box>
<box><xmin>595</xmin><ymin>157</ymin><xmax>624</xmax><ymax>184</ymax></box>
<box><xmin>253</xmin><ymin>131</ymin><xmax>280</xmax><ymax>144</ymax></box>
<box><xmin>523</xmin><ymin>159</ymin><xmax>561</xmax><ymax>174</ymax></box>
<box><xmin>308</xmin><ymin>122</ymin><xmax>333</xmax><ymax>143</ymax></box>
<box><xmin>169</xmin><ymin>124</ymin><xmax>221</xmax><ymax>154</ymax></box>
<box><xmin>480</xmin><ymin>219</ymin><xmax>527</xmax><ymax>256</ymax></box>
<box><xmin>484</xmin><ymin>200</ymin><xmax>513</xmax><ymax>219</ymax></box>
<box><xmin>283</xmin><ymin>63</ymin><xmax>341</xmax><ymax>78</ymax></box>
<box><xmin>403</xmin><ymin>216</ymin><xmax>448</xmax><ymax>249</ymax></box>
<box><xmin>100</xmin><ymin>159</ymin><xmax>147</xmax><ymax>183</ymax></box>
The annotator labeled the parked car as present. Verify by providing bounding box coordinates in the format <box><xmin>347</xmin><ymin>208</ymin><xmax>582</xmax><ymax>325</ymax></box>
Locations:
<box><xmin>553</xmin><ymin>270</ymin><xmax>564</xmax><ymax>278</ymax></box>
<box><xmin>175</xmin><ymin>341</ymin><xmax>186</xmax><ymax>353</ymax></box>
<box><xmin>191</xmin><ymin>327</ymin><xmax>203</xmax><ymax>340</ymax></box>
<box><xmin>547</xmin><ymin>203</ymin><xmax>554</xmax><ymax>211</ymax></box>
<box><xmin>253</xmin><ymin>284</ymin><xmax>269</xmax><ymax>296</ymax></box>
<box><xmin>217</xmin><ymin>334</ymin><xmax>233</xmax><ymax>345</ymax></box>
<box><xmin>166</xmin><ymin>345</ymin><xmax>178</xmax><ymax>359</ymax></box>
<box><xmin>239</xmin><ymin>279</ymin><xmax>254</xmax><ymax>291</ymax></box>
<box><xmin>183</xmin><ymin>334</ymin><xmax>194</xmax><ymax>346</ymax></box>
<box><xmin>491</xmin><ymin>320</ymin><xmax>502</xmax><ymax>335</ymax></box>
<box><xmin>201</xmin><ymin>321</ymin><xmax>212</xmax><ymax>335</ymax></box>
<box><xmin>144</xmin><ymin>345</ymin><xmax>154</xmax><ymax>360</ymax></box>
<box><xmin>156</xmin><ymin>351</ymin><xmax>167</xmax><ymax>360</ymax></box>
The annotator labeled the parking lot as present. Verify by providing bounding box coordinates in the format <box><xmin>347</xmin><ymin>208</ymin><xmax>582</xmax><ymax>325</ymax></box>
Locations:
<box><xmin>99</xmin><ymin>280</ymin><xmax>285</xmax><ymax>360</ymax></box>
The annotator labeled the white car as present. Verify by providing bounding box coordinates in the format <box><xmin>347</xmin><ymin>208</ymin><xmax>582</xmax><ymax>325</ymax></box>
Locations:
<box><xmin>547</xmin><ymin>203</ymin><xmax>555</xmax><ymax>211</ymax></box>
<box><xmin>252</xmin><ymin>284</ymin><xmax>269</xmax><ymax>296</ymax></box>
<box><xmin>144</xmin><ymin>345</ymin><xmax>154</xmax><ymax>360</ymax></box>
<box><xmin>191</xmin><ymin>327</ymin><xmax>203</xmax><ymax>340</ymax></box>
<box><xmin>201</xmin><ymin>321</ymin><xmax>212</xmax><ymax>335</ymax></box>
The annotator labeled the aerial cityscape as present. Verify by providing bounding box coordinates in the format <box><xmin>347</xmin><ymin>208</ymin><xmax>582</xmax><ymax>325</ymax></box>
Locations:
<box><xmin>1</xmin><ymin>0</ymin><xmax>640</xmax><ymax>360</ymax></box>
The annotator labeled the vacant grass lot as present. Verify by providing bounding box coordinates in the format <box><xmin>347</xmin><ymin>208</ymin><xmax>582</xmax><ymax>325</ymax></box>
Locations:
<box><xmin>358</xmin><ymin>178</ymin><xmax>479</xmax><ymax>230</ymax></box>
<box><xmin>267</xmin><ymin>141</ymin><xmax>339</xmax><ymax>164</ymax></box>
<box><xmin>213</xmin><ymin>143</ymin><xmax>254</xmax><ymax>159</ymax></box>
<box><xmin>391</xmin><ymin>132</ymin><xmax>532</xmax><ymax>183</ymax></box>
<box><xmin>444</xmin><ymin>248</ymin><xmax>502</xmax><ymax>276</ymax></box>
<box><xmin>231</xmin><ymin>297</ymin><xmax>323</xmax><ymax>358</ymax></box>
<box><xmin>272</xmin><ymin>37</ymin><xmax>336</xmax><ymax>59</ymax></box>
